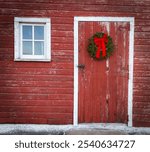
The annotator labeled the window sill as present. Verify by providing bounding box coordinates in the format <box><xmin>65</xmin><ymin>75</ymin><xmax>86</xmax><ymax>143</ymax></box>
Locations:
<box><xmin>14</xmin><ymin>58</ymin><xmax>51</xmax><ymax>62</ymax></box>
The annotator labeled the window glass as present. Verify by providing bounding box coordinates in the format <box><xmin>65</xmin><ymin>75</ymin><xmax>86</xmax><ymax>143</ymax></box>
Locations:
<box><xmin>34</xmin><ymin>26</ymin><xmax>44</xmax><ymax>40</ymax></box>
<box><xmin>34</xmin><ymin>41</ymin><xmax>44</xmax><ymax>55</ymax></box>
<box><xmin>23</xmin><ymin>41</ymin><xmax>32</xmax><ymax>55</ymax></box>
<box><xmin>23</xmin><ymin>25</ymin><xmax>32</xmax><ymax>39</ymax></box>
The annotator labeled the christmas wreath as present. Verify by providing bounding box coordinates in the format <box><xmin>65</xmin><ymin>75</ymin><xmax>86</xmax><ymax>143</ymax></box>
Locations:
<box><xmin>88</xmin><ymin>32</ymin><xmax>114</xmax><ymax>60</ymax></box>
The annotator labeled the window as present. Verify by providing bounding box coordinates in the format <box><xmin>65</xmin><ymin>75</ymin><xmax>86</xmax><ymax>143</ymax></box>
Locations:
<box><xmin>14</xmin><ymin>17</ymin><xmax>51</xmax><ymax>61</ymax></box>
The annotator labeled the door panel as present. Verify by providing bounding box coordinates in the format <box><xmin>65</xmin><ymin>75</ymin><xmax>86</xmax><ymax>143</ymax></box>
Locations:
<box><xmin>78</xmin><ymin>21</ymin><xmax>129</xmax><ymax>123</ymax></box>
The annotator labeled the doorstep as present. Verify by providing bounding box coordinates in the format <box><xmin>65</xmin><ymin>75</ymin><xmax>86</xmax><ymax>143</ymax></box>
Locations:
<box><xmin>0</xmin><ymin>124</ymin><xmax>150</xmax><ymax>135</ymax></box>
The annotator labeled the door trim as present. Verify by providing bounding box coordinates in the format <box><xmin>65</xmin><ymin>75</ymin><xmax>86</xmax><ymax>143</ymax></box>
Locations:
<box><xmin>74</xmin><ymin>17</ymin><xmax>135</xmax><ymax>126</ymax></box>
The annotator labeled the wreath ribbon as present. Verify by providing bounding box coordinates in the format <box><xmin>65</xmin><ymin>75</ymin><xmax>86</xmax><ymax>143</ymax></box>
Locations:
<box><xmin>94</xmin><ymin>34</ymin><xmax>108</xmax><ymax>59</ymax></box>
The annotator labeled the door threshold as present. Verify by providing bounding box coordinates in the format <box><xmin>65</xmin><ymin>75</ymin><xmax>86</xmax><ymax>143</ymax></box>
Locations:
<box><xmin>76</xmin><ymin>123</ymin><xmax>128</xmax><ymax>130</ymax></box>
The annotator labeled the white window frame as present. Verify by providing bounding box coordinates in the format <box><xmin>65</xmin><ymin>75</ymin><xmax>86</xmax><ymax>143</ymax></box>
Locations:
<box><xmin>14</xmin><ymin>17</ymin><xmax>51</xmax><ymax>61</ymax></box>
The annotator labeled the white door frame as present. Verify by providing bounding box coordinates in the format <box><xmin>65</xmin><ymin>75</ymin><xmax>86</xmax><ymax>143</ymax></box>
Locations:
<box><xmin>73</xmin><ymin>16</ymin><xmax>135</xmax><ymax>127</ymax></box>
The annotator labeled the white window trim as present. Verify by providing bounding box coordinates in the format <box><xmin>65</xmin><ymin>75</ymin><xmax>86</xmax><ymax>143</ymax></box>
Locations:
<box><xmin>73</xmin><ymin>16</ymin><xmax>135</xmax><ymax>127</ymax></box>
<box><xmin>14</xmin><ymin>17</ymin><xmax>51</xmax><ymax>61</ymax></box>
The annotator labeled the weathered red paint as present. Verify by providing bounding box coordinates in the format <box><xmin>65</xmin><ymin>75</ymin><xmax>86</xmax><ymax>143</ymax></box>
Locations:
<box><xmin>0</xmin><ymin>0</ymin><xmax>150</xmax><ymax>126</ymax></box>
<box><xmin>78</xmin><ymin>21</ymin><xmax>129</xmax><ymax>123</ymax></box>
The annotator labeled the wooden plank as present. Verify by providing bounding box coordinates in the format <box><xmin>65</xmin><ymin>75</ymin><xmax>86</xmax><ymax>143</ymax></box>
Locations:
<box><xmin>0</xmin><ymin>87</ymin><xmax>73</xmax><ymax>94</ymax></box>
<box><xmin>1</xmin><ymin>0</ymin><xmax>150</xmax><ymax>6</ymax></box>
<box><xmin>52</xmin><ymin>37</ymin><xmax>73</xmax><ymax>44</ymax></box>
<box><xmin>94</xmin><ymin>22</ymin><xmax>107</xmax><ymax>123</ymax></box>
<box><xmin>134</xmin><ymin>45</ymin><xmax>150</xmax><ymax>52</ymax></box>
<box><xmin>134</xmin><ymin>108</ymin><xmax>150</xmax><ymax>115</ymax></box>
<box><xmin>133</xmin><ymin>114</ymin><xmax>150</xmax><ymax>123</ymax></box>
<box><xmin>0</xmin><ymin>0</ymin><xmax>50</xmax><ymax>3</ymax></box>
<box><xmin>0</xmin><ymin>93</ymin><xmax>73</xmax><ymax>100</ymax></box>
<box><xmin>0</xmin><ymin>112</ymin><xmax>73</xmax><ymax>120</ymax></box>
<box><xmin>92</xmin><ymin>21</ymin><xmax>102</xmax><ymax>122</ymax></box>
<box><xmin>52</xmin><ymin>43</ymin><xmax>73</xmax><ymax>50</ymax></box>
<box><xmin>135</xmin><ymin>39</ymin><xmax>150</xmax><ymax>45</ymax></box>
<box><xmin>108</xmin><ymin>22</ymin><xmax>118</xmax><ymax>122</ymax></box>
<box><xmin>134</xmin><ymin>77</ymin><xmax>150</xmax><ymax>83</ymax></box>
<box><xmin>123</xmin><ymin>22</ymin><xmax>129</xmax><ymax>124</ymax></box>
<box><xmin>52</xmin><ymin>30</ymin><xmax>73</xmax><ymax>37</ymax></box>
<box><xmin>52</xmin><ymin>17</ymin><xmax>73</xmax><ymax>24</ymax></box>
<box><xmin>133</xmin><ymin>96</ymin><xmax>150</xmax><ymax>102</ymax></box>
<box><xmin>135</xmin><ymin>26</ymin><xmax>150</xmax><ymax>32</ymax></box>
<box><xmin>136</xmin><ymin>20</ymin><xmax>150</xmax><ymax>26</ymax></box>
<box><xmin>135</xmin><ymin>32</ymin><xmax>150</xmax><ymax>39</ymax></box>
<box><xmin>52</xmin><ymin>50</ymin><xmax>73</xmax><ymax>56</ymax></box>
<box><xmin>133</xmin><ymin>121</ymin><xmax>150</xmax><ymax>127</ymax></box>
<box><xmin>47</xmin><ymin>118</ymin><xmax>72</xmax><ymax>124</ymax></box>
<box><xmin>0</xmin><ymin>105</ymin><xmax>73</xmax><ymax>113</ymax></box>
<box><xmin>134</xmin><ymin>102</ymin><xmax>150</xmax><ymax>108</ymax></box>
<box><xmin>52</xmin><ymin>24</ymin><xmax>73</xmax><ymax>31</ymax></box>
<box><xmin>0</xmin><ymin>99</ymin><xmax>73</xmax><ymax>106</ymax></box>
<box><xmin>0</xmin><ymin>80</ymin><xmax>73</xmax><ymax>88</ymax></box>
<box><xmin>0</xmin><ymin>9</ymin><xmax>150</xmax><ymax>20</ymax></box>
<box><xmin>0</xmin><ymin>61</ymin><xmax>73</xmax><ymax>69</ymax></box>
<box><xmin>134</xmin><ymin>58</ymin><xmax>150</xmax><ymax>64</ymax></box>
<box><xmin>78</xmin><ymin>21</ymin><xmax>85</xmax><ymax>123</ymax></box>
<box><xmin>13</xmin><ymin>118</ymin><xmax>47</xmax><ymax>124</ymax></box>
<box><xmin>0</xmin><ymin>68</ymin><xmax>73</xmax><ymax>75</ymax></box>
<box><xmin>0</xmin><ymin>2</ymin><xmax>150</xmax><ymax>13</ymax></box>
<box><xmin>134</xmin><ymin>51</ymin><xmax>150</xmax><ymax>58</ymax></box>
<box><xmin>134</xmin><ymin>83</ymin><xmax>150</xmax><ymax>90</ymax></box>
<box><xmin>0</xmin><ymin>74</ymin><xmax>73</xmax><ymax>81</ymax></box>
<box><xmin>115</xmin><ymin>22</ymin><xmax>129</xmax><ymax>123</ymax></box>
<box><xmin>134</xmin><ymin>64</ymin><xmax>150</xmax><ymax>71</ymax></box>
<box><xmin>84</xmin><ymin>21</ymin><xmax>94</xmax><ymax>123</ymax></box>
<box><xmin>0</xmin><ymin>118</ymin><xmax>15</xmax><ymax>123</ymax></box>
<box><xmin>134</xmin><ymin>71</ymin><xmax>150</xmax><ymax>77</ymax></box>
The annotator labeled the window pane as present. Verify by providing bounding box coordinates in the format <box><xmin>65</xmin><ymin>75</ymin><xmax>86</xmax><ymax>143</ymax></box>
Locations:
<box><xmin>23</xmin><ymin>41</ymin><xmax>32</xmax><ymax>55</ymax></box>
<box><xmin>34</xmin><ymin>26</ymin><xmax>44</xmax><ymax>40</ymax></box>
<box><xmin>23</xmin><ymin>26</ymin><xmax>32</xmax><ymax>39</ymax></box>
<box><xmin>34</xmin><ymin>41</ymin><xmax>44</xmax><ymax>55</ymax></box>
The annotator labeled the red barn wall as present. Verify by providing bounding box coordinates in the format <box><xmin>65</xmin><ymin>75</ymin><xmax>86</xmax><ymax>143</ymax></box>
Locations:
<box><xmin>0</xmin><ymin>0</ymin><xmax>150</xmax><ymax>126</ymax></box>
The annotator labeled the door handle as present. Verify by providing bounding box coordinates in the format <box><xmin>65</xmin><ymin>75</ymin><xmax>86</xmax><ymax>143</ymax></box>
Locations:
<box><xmin>77</xmin><ymin>64</ymin><xmax>85</xmax><ymax>69</ymax></box>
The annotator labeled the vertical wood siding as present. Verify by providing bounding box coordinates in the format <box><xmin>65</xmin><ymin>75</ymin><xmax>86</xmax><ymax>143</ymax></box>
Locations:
<box><xmin>78</xmin><ymin>21</ymin><xmax>129</xmax><ymax>123</ymax></box>
<box><xmin>0</xmin><ymin>0</ymin><xmax>150</xmax><ymax>126</ymax></box>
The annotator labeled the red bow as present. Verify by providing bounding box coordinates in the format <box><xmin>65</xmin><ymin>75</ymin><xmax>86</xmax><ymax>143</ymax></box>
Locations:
<box><xmin>94</xmin><ymin>34</ymin><xmax>108</xmax><ymax>59</ymax></box>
